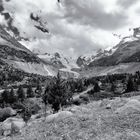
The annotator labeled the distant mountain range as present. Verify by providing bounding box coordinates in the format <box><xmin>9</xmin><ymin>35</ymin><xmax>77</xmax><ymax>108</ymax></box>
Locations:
<box><xmin>77</xmin><ymin>28</ymin><xmax>140</xmax><ymax>68</ymax></box>
<box><xmin>76</xmin><ymin>27</ymin><xmax>140</xmax><ymax>77</ymax></box>
<box><xmin>1</xmin><ymin>0</ymin><xmax>140</xmax><ymax>78</ymax></box>
<box><xmin>1</xmin><ymin>23</ymin><xmax>140</xmax><ymax>78</ymax></box>
<box><xmin>0</xmin><ymin>24</ymin><xmax>80</xmax><ymax>78</ymax></box>
<box><xmin>0</xmin><ymin>25</ymin><xmax>58</xmax><ymax>76</ymax></box>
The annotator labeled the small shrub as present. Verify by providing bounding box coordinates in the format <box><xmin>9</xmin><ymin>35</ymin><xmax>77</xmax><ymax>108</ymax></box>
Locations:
<box><xmin>22</xmin><ymin>107</ymin><xmax>31</xmax><ymax>124</ymax></box>
<box><xmin>30</xmin><ymin>103</ymin><xmax>41</xmax><ymax>115</ymax></box>
<box><xmin>24</xmin><ymin>100</ymin><xmax>41</xmax><ymax>114</ymax></box>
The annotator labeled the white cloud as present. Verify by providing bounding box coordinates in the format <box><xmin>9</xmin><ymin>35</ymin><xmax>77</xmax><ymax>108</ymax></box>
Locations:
<box><xmin>1</xmin><ymin>0</ymin><xmax>140</xmax><ymax>58</ymax></box>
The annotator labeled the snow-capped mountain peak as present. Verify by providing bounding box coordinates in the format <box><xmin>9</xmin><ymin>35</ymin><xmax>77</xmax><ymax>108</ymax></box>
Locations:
<box><xmin>37</xmin><ymin>52</ymin><xmax>79</xmax><ymax>70</ymax></box>
<box><xmin>77</xmin><ymin>27</ymin><xmax>140</xmax><ymax>67</ymax></box>
<box><xmin>77</xmin><ymin>47</ymin><xmax>115</xmax><ymax>67</ymax></box>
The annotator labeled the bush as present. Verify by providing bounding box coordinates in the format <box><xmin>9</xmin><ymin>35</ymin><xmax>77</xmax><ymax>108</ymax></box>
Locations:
<box><xmin>12</xmin><ymin>99</ymin><xmax>41</xmax><ymax>115</ymax></box>
<box><xmin>12</xmin><ymin>102</ymin><xmax>25</xmax><ymax>113</ymax></box>
<box><xmin>23</xmin><ymin>100</ymin><xmax>41</xmax><ymax>115</ymax></box>
<box><xmin>30</xmin><ymin>103</ymin><xmax>41</xmax><ymax>115</ymax></box>
<box><xmin>22</xmin><ymin>107</ymin><xmax>31</xmax><ymax>123</ymax></box>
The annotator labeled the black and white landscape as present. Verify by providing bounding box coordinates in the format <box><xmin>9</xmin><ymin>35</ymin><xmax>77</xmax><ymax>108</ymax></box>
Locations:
<box><xmin>1</xmin><ymin>0</ymin><xmax>140</xmax><ymax>139</ymax></box>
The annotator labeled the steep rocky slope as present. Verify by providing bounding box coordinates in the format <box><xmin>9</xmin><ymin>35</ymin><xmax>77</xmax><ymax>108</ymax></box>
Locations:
<box><xmin>76</xmin><ymin>27</ymin><xmax>140</xmax><ymax>77</ymax></box>
<box><xmin>37</xmin><ymin>52</ymin><xmax>80</xmax><ymax>78</ymax></box>
<box><xmin>77</xmin><ymin>28</ymin><xmax>140</xmax><ymax>68</ymax></box>
<box><xmin>0</xmin><ymin>25</ymin><xmax>79</xmax><ymax>78</ymax></box>
<box><xmin>37</xmin><ymin>52</ymin><xmax>79</xmax><ymax>69</ymax></box>
<box><xmin>89</xmin><ymin>37</ymin><xmax>140</xmax><ymax>67</ymax></box>
<box><xmin>0</xmin><ymin>25</ymin><xmax>56</xmax><ymax>76</ymax></box>
<box><xmin>77</xmin><ymin>47</ymin><xmax>117</xmax><ymax>67</ymax></box>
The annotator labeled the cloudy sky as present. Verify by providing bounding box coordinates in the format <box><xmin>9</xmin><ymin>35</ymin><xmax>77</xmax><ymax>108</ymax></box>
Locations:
<box><xmin>1</xmin><ymin>0</ymin><xmax>140</xmax><ymax>58</ymax></box>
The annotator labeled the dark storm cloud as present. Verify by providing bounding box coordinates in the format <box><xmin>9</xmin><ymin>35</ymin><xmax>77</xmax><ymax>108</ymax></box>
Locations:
<box><xmin>62</xmin><ymin>0</ymin><xmax>128</xmax><ymax>30</ymax></box>
<box><xmin>117</xmin><ymin>0</ymin><xmax>138</xmax><ymax>8</ymax></box>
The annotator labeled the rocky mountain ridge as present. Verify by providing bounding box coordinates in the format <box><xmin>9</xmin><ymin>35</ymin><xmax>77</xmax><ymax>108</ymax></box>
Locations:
<box><xmin>77</xmin><ymin>27</ymin><xmax>140</xmax><ymax>68</ymax></box>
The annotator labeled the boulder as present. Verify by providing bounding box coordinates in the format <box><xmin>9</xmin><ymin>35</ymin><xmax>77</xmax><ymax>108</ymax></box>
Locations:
<box><xmin>69</xmin><ymin>106</ymin><xmax>89</xmax><ymax>114</ymax></box>
<box><xmin>2</xmin><ymin>117</ymin><xmax>25</xmax><ymax>136</ymax></box>
<box><xmin>46</xmin><ymin>111</ymin><xmax>73</xmax><ymax>123</ymax></box>
<box><xmin>0</xmin><ymin>107</ymin><xmax>17</xmax><ymax>122</ymax></box>
<box><xmin>100</xmin><ymin>98</ymin><xmax>126</xmax><ymax>110</ymax></box>
<box><xmin>106</xmin><ymin>103</ymin><xmax>112</xmax><ymax>109</ymax></box>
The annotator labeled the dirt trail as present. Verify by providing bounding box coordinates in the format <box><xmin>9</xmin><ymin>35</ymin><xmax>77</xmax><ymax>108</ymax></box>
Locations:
<box><xmin>73</xmin><ymin>86</ymin><xmax>93</xmax><ymax>100</ymax></box>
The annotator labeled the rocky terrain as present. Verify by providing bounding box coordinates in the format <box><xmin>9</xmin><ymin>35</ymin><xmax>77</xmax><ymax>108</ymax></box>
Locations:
<box><xmin>77</xmin><ymin>28</ymin><xmax>140</xmax><ymax>68</ymax></box>
<box><xmin>76</xmin><ymin>27</ymin><xmax>140</xmax><ymax>77</ymax></box>
<box><xmin>1</xmin><ymin>94</ymin><xmax>140</xmax><ymax>140</ymax></box>
<box><xmin>0</xmin><ymin>24</ymin><xmax>80</xmax><ymax>78</ymax></box>
<box><xmin>1</xmin><ymin>1</ymin><xmax>140</xmax><ymax>140</ymax></box>
<box><xmin>0</xmin><ymin>24</ymin><xmax>58</xmax><ymax>77</ymax></box>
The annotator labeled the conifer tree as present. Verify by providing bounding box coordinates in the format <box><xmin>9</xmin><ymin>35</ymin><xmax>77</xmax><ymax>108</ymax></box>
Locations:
<box><xmin>126</xmin><ymin>77</ymin><xmax>135</xmax><ymax>92</ymax></box>
<box><xmin>1</xmin><ymin>89</ymin><xmax>9</xmax><ymax>105</ymax></box>
<box><xmin>43</xmin><ymin>72</ymin><xmax>68</xmax><ymax>113</ymax></box>
<box><xmin>94</xmin><ymin>82</ymin><xmax>100</xmax><ymax>92</ymax></box>
<box><xmin>35</xmin><ymin>81</ymin><xmax>42</xmax><ymax>97</ymax></box>
<box><xmin>42</xmin><ymin>85</ymin><xmax>50</xmax><ymax>118</ymax></box>
<box><xmin>17</xmin><ymin>86</ymin><xmax>26</xmax><ymax>102</ymax></box>
<box><xmin>27</xmin><ymin>85</ymin><xmax>34</xmax><ymax>98</ymax></box>
<box><xmin>110</xmin><ymin>82</ymin><xmax>116</xmax><ymax>93</ymax></box>
<box><xmin>22</xmin><ymin>107</ymin><xmax>31</xmax><ymax>124</ymax></box>
<box><xmin>9</xmin><ymin>88</ymin><xmax>17</xmax><ymax>104</ymax></box>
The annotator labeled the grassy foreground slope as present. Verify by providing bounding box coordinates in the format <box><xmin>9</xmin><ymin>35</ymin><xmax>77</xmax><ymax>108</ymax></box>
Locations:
<box><xmin>2</xmin><ymin>95</ymin><xmax>140</xmax><ymax>140</ymax></box>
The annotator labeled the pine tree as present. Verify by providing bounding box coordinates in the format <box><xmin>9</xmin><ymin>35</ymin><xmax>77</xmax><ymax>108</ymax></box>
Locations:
<box><xmin>42</xmin><ymin>85</ymin><xmax>50</xmax><ymax>118</ymax></box>
<box><xmin>26</xmin><ymin>85</ymin><xmax>34</xmax><ymax>98</ymax></box>
<box><xmin>1</xmin><ymin>89</ymin><xmax>9</xmax><ymax>104</ymax></box>
<box><xmin>17</xmin><ymin>86</ymin><xmax>26</xmax><ymax>102</ymax></box>
<box><xmin>43</xmin><ymin>73</ymin><xmax>68</xmax><ymax>113</ymax></box>
<box><xmin>9</xmin><ymin>88</ymin><xmax>17</xmax><ymax>104</ymax></box>
<box><xmin>22</xmin><ymin>107</ymin><xmax>31</xmax><ymax>124</ymax></box>
<box><xmin>35</xmin><ymin>82</ymin><xmax>42</xmax><ymax>97</ymax></box>
<box><xmin>126</xmin><ymin>77</ymin><xmax>135</xmax><ymax>92</ymax></box>
<box><xmin>94</xmin><ymin>82</ymin><xmax>100</xmax><ymax>92</ymax></box>
<box><xmin>110</xmin><ymin>82</ymin><xmax>116</xmax><ymax>93</ymax></box>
